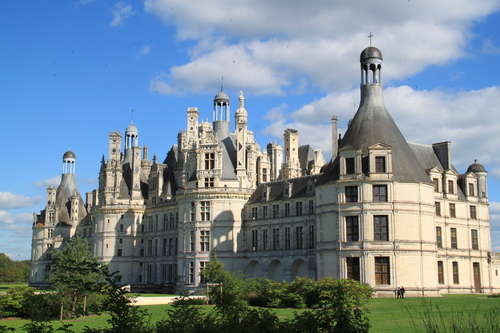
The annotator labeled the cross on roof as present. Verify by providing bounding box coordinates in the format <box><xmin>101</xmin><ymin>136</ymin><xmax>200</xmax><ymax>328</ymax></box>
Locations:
<box><xmin>368</xmin><ymin>32</ymin><xmax>373</xmax><ymax>46</ymax></box>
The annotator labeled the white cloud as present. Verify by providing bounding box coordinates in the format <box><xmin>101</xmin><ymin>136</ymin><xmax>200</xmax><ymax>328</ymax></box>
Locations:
<box><xmin>144</xmin><ymin>0</ymin><xmax>500</xmax><ymax>95</ymax></box>
<box><xmin>0</xmin><ymin>211</ymin><xmax>33</xmax><ymax>260</ymax></box>
<box><xmin>32</xmin><ymin>175</ymin><xmax>60</xmax><ymax>188</ymax></box>
<box><xmin>110</xmin><ymin>2</ymin><xmax>135</xmax><ymax>27</ymax></box>
<box><xmin>137</xmin><ymin>45</ymin><xmax>151</xmax><ymax>57</ymax></box>
<box><xmin>0</xmin><ymin>192</ymin><xmax>42</xmax><ymax>210</ymax></box>
<box><xmin>490</xmin><ymin>202</ymin><xmax>500</xmax><ymax>251</ymax></box>
<box><xmin>0</xmin><ymin>210</ymin><xmax>33</xmax><ymax>230</ymax></box>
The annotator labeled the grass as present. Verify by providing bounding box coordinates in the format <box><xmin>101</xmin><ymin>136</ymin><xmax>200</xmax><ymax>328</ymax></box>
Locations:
<box><xmin>1</xmin><ymin>294</ymin><xmax>499</xmax><ymax>332</ymax></box>
<box><xmin>0</xmin><ymin>283</ymin><xmax>28</xmax><ymax>290</ymax></box>
<box><xmin>368</xmin><ymin>294</ymin><xmax>500</xmax><ymax>332</ymax></box>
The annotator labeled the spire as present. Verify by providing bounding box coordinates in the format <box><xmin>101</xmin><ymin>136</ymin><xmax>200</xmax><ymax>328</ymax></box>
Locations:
<box><xmin>337</xmin><ymin>46</ymin><xmax>429</xmax><ymax>183</ymax></box>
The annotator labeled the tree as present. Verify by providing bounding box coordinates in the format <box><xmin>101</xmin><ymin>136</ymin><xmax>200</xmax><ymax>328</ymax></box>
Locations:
<box><xmin>200</xmin><ymin>252</ymin><xmax>247</xmax><ymax>308</ymax></box>
<box><xmin>50</xmin><ymin>236</ymin><xmax>107</xmax><ymax>319</ymax></box>
<box><xmin>0</xmin><ymin>253</ymin><xmax>30</xmax><ymax>282</ymax></box>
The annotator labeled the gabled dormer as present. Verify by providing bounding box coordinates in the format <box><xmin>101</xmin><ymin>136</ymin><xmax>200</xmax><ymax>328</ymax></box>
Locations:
<box><xmin>367</xmin><ymin>143</ymin><xmax>393</xmax><ymax>180</ymax></box>
<box><xmin>427</xmin><ymin>166</ymin><xmax>444</xmax><ymax>198</ymax></box>
<box><xmin>459</xmin><ymin>171</ymin><xmax>478</xmax><ymax>202</ymax></box>
<box><xmin>443</xmin><ymin>169</ymin><xmax>459</xmax><ymax>200</ymax></box>
<box><xmin>339</xmin><ymin>144</ymin><xmax>362</xmax><ymax>181</ymax></box>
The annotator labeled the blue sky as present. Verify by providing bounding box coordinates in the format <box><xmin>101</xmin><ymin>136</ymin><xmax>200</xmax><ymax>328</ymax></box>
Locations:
<box><xmin>1</xmin><ymin>0</ymin><xmax>500</xmax><ymax>260</ymax></box>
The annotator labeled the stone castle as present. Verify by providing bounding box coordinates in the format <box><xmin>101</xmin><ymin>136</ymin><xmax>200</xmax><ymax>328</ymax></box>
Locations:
<box><xmin>30</xmin><ymin>46</ymin><xmax>500</xmax><ymax>296</ymax></box>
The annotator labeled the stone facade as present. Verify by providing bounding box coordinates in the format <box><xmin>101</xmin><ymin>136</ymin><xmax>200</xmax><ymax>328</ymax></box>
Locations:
<box><xmin>31</xmin><ymin>46</ymin><xmax>500</xmax><ymax>296</ymax></box>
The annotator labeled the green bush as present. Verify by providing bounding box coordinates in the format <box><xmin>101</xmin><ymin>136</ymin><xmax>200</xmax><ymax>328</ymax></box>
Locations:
<box><xmin>0</xmin><ymin>286</ymin><xmax>35</xmax><ymax>317</ymax></box>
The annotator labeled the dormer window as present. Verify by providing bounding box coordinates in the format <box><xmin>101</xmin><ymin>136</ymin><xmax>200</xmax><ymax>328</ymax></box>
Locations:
<box><xmin>368</xmin><ymin>143</ymin><xmax>392</xmax><ymax>179</ymax></box>
<box><xmin>346</xmin><ymin>158</ymin><xmax>355</xmax><ymax>174</ymax></box>
<box><xmin>375</xmin><ymin>156</ymin><xmax>386</xmax><ymax>173</ymax></box>
<box><xmin>205</xmin><ymin>153</ymin><xmax>215</xmax><ymax>170</ymax></box>
<box><xmin>339</xmin><ymin>145</ymin><xmax>362</xmax><ymax>177</ymax></box>
<box><xmin>448</xmin><ymin>180</ymin><xmax>454</xmax><ymax>194</ymax></box>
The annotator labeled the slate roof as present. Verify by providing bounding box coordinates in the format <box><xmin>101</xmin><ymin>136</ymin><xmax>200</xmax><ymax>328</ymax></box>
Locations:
<box><xmin>318</xmin><ymin>84</ymin><xmax>432</xmax><ymax>185</ymax></box>
<box><xmin>55</xmin><ymin>174</ymin><xmax>87</xmax><ymax>224</ymax></box>
<box><xmin>247</xmin><ymin>174</ymin><xmax>320</xmax><ymax>204</ymax></box>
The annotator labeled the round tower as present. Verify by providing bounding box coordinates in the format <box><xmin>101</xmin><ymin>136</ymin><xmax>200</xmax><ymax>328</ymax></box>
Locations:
<box><xmin>125</xmin><ymin>123</ymin><xmax>139</xmax><ymax>149</ymax></box>
<box><xmin>213</xmin><ymin>88</ymin><xmax>230</xmax><ymax>140</ymax></box>
<box><xmin>467</xmin><ymin>160</ymin><xmax>488</xmax><ymax>200</ymax></box>
<box><xmin>360</xmin><ymin>46</ymin><xmax>383</xmax><ymax>85</ymax></box>
<box><xmin>62</xmin><ymin>150</ymin><xmax>76</xmax><ymax>175</ymax></box>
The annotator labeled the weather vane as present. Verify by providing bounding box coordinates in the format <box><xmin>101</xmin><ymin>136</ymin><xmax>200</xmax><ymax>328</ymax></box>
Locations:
<box><xmin>368</xmin><ymin>32</ymin><xmax>373</xmax><ymax>46</ymax></box>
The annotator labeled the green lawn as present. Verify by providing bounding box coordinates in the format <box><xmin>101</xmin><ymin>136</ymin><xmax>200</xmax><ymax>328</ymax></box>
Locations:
<box><xmin>0</xmin><ymin>283</ymin><xmax>28</xmax><ymax>290</ymax></box>
<box><xmin>1</xmin><ymin>295</ymin><xmax>498</xmax><ymax>332</ymax></box>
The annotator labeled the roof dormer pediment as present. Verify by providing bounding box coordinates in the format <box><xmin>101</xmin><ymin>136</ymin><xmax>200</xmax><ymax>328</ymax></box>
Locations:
<box><xmin>368</xmin><ymin>142</ymin><xmax>392</xmax><ymax>150</ymax></box>
<box><xmin>339</xmin><ymin>144</ymin><xmax>359</xmax><ymax>152</ymax></box>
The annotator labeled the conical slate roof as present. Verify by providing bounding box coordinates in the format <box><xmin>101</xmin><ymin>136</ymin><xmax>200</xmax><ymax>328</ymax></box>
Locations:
<box><xmin>319</xmin><ymin>47</ymin><xmax>431</xmax><ymax>185</ymax></box>
<box><xmin>55</xmin><ymin>174</ymin><xmax>87</xmax><ymax>224</ymax></box>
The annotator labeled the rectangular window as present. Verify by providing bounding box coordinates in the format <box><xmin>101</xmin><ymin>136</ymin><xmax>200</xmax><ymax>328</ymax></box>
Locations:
<box><xmin>373</xmin><ymin>185</ymin><xmax>387</xmax><ymax>202</ymax></box>
<box><xmin>205</xmin><ymin>153</ymin><xmax>215</xmax><ymax>170</ymax></box>
<box><xmin>169</xmin><ymin>238</ymin><xmax>174</xmax><ymax>256</ymax></box>
<box><xmin>433</xmin><ymin>178</ymin><xmax>439</xmax><ymax>192</ymax></box>
<box><xmin>251</xmin><ymin>207</ymin><xmax>258</xmax><ymax>220</ymax></box>
<box><xmin>296</xmin><ymin>202</ymin><xmax>303</xmax><ymax>216</ymax></box>
<box><xmin>200</xmin><ymin>201</ymin><xmax>210</xmax><ymax>221</ymax></box>
<box><xmin>437</xmin><ymin>261</ymin><xmax>444</xmax><ymax>284</ymax></box>
<box><xmin>200</xmin><ymin>230</ymin><xmax>210</xmax><ymax>251</ymax></box>
<box><xmin>283</xmin><ymin>203</ymin><xmax>289</xmax><ymax>217</ymax></box>
<box><xmin>163</xmin><ymin>214</ymin><xmax>168</xmax><ymax>230</ymax></box>
<box><xmin>189</xmin><ymin>261</ymin><xmax>195</xmax><ymax>284</ymax></box>
<box><xmin>451</xmin><ymin>228</ymin><xmax>457</xmax><ymax>249</ymax></box>
<box><xmin>471</xmin><ymin>229</ymin><xmax>478</xmax><ymax>250</ymax></box>
<box><xmin>285</xmin><ymin>227</ymin><xmax>291</xmax><ymax>250</ymax></box>
<box><xmin>346</xmin><ymin>157</ymin><xmax>355</xmax><ymax>174</ymax></box>
<box><xmin>309</xmin><ymin>200</ymin><xmax>314</xmax><ymax>215</ymax></box>
<box><xmin>470</xmin><ymin>206</ymin><xmax>477</xmax><ymax>220</ymax></box>
<box><xmin>435</xmin><ymin>202</ymin><xmax>441</xmax><ymax>216</ymax></box>
<box><xmin>345</xmin><ymin>186</ymin><xmax>358</xmax><ymax>202</ymax></box>
<box><xmin>262</xmin><ymin>168</ymin><xmax>267</xmax><ymax>182</ymax></box>
<box><xmin>263</xmin><ymin>229</ymin><xmax>268</xmax><ymax>251</ymax></box>
<box><xmin>449</xmin><ymin>203</ymin><xmax>456</xmax><ymax>218</ymax></box>
<box><xmin>148</xmin><ymin>216</ymin><xmax>153</xmax><ymax>232</ymax></box>
<box><xmin>117</xmin><ymin>249</ymin><xmax>122</xmax><ymax>257</ymax></box>
<box><xmin>147</xmin><ymin>240</ymin><xmax>153</xmax><ymax>257</ymax></box>
<box><xmin>190</xmin><ymin>202</ymin><xmax>195</xmax><ymax>221</ymax></box>
<box><xmin>468</xmin><ymin>183</ymin><xmax>475</xmax><ymax>197</ymax></box>
<box><xmin>155</xmin><ymin>216</ymin><xmax>159</xmax><ymax>231</ymax></box>
<box><xmin>296</xmin><ymin>226</ymin><xmax>304</xmax><ymax>249</ymax></box>
<box><xmin>273</xmin><ymin>204</ymin><xmax>279</xmax><ymax>218</ymax></box>
<box><xmin>375</xmin><ymin>257</ymin><xmax>390</xmax><ymax>284</ymax></box>
<box><xmin>263</xmin><ymin>206</ymin><xmax>268</xmax><ymax>219</ymax></box>
<box><xmin>448</xmin><ymin>180</ymin><xmax>454</xmax><ymax>194</ymax></box>
<box><xmin>436</xmin><ymin>227</ymin><xmax>442</xmax><ymax>248</ymax></box>
<box><xmin>346</xmin><ymin>216</ymin><xmax>359</xmax><ymax>241</ymax></box>
<box><xmin>199</xmin><ymin>261</ymin><xmax>208</xmax><ymax>284</ymax></box>
<box><xmin>308</xmin><ymin>225</ymin><xmax>315</xmax><ymax>249</ymax></box>
<box><xmin>374</xmin><ymin>215</ymin><xmax>388</xmax><ymax>241</ymax></box>
<box><xmin>346</xmin><ymin>257</ymin><xmax>360</xmax><ymax>281</ymax></box>
<box><xmin>251</xmin><ymin>230</ymin><xmax>258</xmax><ymax>251</ymax></box>
<box><xmin>452</xmin><ymin>261</ymin><xmax>459</xmax><ymax>284</ymax></box>
<box><xmin>204</xmin><ymin>177</ymin><xmax>214</xmax><ymax>187</ymax></box>
<box><xmin>273</xmin><ymin>228</ymin><xmax>280</xmax><ymax>250</ymax></box>
<box><xmin>190</xmin><ymin>230</ymin><xmax>195</xmax><ymax>251</ymax></box>
<box><xmin>375</xmin><ymin>156</ymin><xmax>386</xmax><ymax>173</ymax></box>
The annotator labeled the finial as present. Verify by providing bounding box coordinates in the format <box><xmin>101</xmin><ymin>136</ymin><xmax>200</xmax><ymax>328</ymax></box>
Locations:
<box><xmin>474</xmin><ymin>159</ymin><xmax>478</xmax><ymax>164</ymax></box>
<box><xmin>131</xmin><ymin>109</ymin><xmax>134</xmax><ymax>124</ymax></box>
<box><xmin>368</xmin><ymin>32</ymin><xmax>373</xmax><ymax>46</ymax></box>
<box><xmin>221</xmin><ymin>77</ymin><xmax>224</xmax><ymax>91</ymax></box>
<box><xmin>238</xmin><ymin>90</ymin><xmax>244</xmax><ymax>109</ymax></box>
